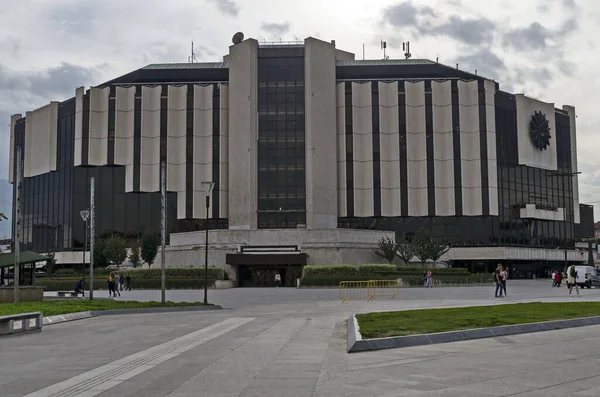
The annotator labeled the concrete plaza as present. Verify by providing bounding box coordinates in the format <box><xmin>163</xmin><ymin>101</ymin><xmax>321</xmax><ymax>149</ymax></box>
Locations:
<box><xmin>5</xmin><ymin>281</ymin><xmax>600</xmax><ymax>396</ymax></box>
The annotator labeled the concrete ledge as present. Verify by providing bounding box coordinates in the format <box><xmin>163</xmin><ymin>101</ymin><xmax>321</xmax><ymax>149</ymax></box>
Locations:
<box><xmin>44</xmin><ymin>305</ymin><xmax>223</xmax><ymax>326</ymax></box>
<box><xmin>347</xmin><ymin>315</ymin><xmax>600</xmax><ymax>353</ymax></box>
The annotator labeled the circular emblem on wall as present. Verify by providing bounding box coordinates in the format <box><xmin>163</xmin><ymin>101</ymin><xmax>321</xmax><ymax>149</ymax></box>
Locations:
<box><xmin>529</xmin><ymin>111</ymin><xmax>551</xmax><ymax>151</ymax></box>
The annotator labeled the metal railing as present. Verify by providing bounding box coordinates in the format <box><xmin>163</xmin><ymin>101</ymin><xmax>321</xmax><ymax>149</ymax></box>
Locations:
<box><xmin>339</xmin><ymin>280</ymin><xmax>399</xmax><ymax>303</ymax></box>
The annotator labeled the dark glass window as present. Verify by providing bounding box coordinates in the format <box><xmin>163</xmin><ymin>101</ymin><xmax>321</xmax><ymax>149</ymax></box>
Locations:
<box><xmin>257</xmin><ymin>53</ymin><xmax>306</xmax><ymax>229</ymax></box>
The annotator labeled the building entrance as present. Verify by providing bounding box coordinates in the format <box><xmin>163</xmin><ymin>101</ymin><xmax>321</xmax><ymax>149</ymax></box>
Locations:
<box><xmin>237</xmin><ymin>265</ymin><xmax>303</xmax><ymax>287</ymax></box>
<box><xmin>226</xmin><ymin>245</ymin><xmax>308</xmax><ymax>288</ymax></box>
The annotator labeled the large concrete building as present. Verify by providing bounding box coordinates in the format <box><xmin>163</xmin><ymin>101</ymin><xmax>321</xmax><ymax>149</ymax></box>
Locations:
<box><xmin>9</xmin><ymin>35</ymin><xmax>594</xmax><ymax>285</ymax></box>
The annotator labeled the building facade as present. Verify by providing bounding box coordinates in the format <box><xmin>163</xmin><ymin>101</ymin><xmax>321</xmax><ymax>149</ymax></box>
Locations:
<box><xmin>9</xmin><ymin>36</ymin><xmax>594</xmax><ymax>285</ymax></box>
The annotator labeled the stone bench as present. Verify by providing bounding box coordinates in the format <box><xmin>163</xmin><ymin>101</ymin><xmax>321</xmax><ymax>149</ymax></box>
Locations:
<box><xmin>57</xmin><ymin>291</ymin><xmax>84</xmax><ymax>298</ymax></box>
<box><xmin>0</xmin><ymin>312</ymin><xmax>43</xmax><ymax>335</ymax></box>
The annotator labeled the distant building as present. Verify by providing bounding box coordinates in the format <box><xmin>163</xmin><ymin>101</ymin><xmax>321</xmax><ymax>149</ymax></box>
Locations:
<box><xmin>8</xmin><ymin>35</ymin><xmax>595</xmax><ymax>284</ymax></box>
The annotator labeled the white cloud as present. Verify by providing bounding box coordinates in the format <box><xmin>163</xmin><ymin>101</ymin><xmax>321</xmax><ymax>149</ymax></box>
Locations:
<box><xmin>1</xmin><ymin>0</ymin><xmax>599</xmax><ymax>219</ymax></box>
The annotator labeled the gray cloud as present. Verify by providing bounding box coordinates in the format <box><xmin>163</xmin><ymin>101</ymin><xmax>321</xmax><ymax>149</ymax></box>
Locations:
<box><xmin>453</xmin><ymin>48</ymin><xmax>507</xmax><ymax>82</ymax></box>
<box><xmin>503</xmin><ymin>19</ymin><xmax>578</xmax><ymax>51</ymax></box>
<box><xmin>563</xmin><ymin>0</ymin><xmax>577</xmax><ymax>8</ymax></box>
<box><xmin>383</xmin><ymin>1</ymin><xmax>495</xmax><ymax>46</ymax></box>
<box><xmin>430</xmin><ymin>16</ymin><xmax>496</xmax><ymax>45</ymax></box>
<box><xmin>208</xmin><ymin>0</ymin><xmax>239</xmax><ymax>17</ymax></box>
<box><xmin>383</xmin><ymin>1</ymin><xmax>435</xmax><ymax>27</ymax></box>
<box><xmin>260</xmin><ymin>22</ymin><xmax>291</xmax><ymax>37</ymax></box>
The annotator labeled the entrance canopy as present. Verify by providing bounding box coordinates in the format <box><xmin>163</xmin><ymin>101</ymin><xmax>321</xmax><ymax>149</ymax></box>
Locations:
<box><xmin>226</xmin><ymin>245</ymin><xmax>307</xmax><ymax>266</ymax></box>
<box><xmin>0</xmin><ymin>251</ymin><xmax>49</xmax><ymax>268</ymax></box>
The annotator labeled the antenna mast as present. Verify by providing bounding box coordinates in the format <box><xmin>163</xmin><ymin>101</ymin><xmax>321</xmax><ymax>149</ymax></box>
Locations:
<box><xmin>188</xmin><ymin>40</ymin><xmax>197</xmax><ymax>63</ymax></box>
<box><xmin>403</xmin><ymin>41</ymin><xmax>412</xmax><ymax>59</ymax></box>
<box><xmin>380</xmin><ymin>40</ymin><xmax>389</xmax><ymax>60</ymax></box>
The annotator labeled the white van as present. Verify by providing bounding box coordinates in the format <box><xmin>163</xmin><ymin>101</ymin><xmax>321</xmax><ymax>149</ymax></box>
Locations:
<box><xmin>568</xmin><ymin>265</ymin><xmax>600</xmax><ymax>289</ymax></box>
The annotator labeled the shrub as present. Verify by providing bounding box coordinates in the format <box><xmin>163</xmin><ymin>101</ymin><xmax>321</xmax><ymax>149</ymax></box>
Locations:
<box><xmin>43</xmin><ymin>267</ymin><xmax>225</xmax><ymax>281</ymax></box>
<box><xmin>358</xmin><ymin>264</ymin><xmax>397</xmax><ymax>274</ymax></box>
<box><xmin>300</xmin><ymin>273</ymin><xmax>491</xmax><ymax>287</ymax></box>
<box><xmin>303</xmin><ymin>265</ymin><xmax>357</xmax><ymax>278</ymax></box>
<box><xmin>38</xmin><ymin>278</ymin><xmax>216</xmax><ymax>291</ymax></box>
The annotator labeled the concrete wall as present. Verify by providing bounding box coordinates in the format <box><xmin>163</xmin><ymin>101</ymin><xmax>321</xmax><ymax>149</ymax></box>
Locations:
<box><xmin>227</xmin><ymin>39</ymin><xmax>258</xmax><ymax>230</ymax></box>
<box><xmin>0</xmin><ymin>286</ymin><xmax>44</xmax><ymax>303</ymax></box>
<box><xmin>305</xmin><ymin>38</ymin><xmax>338</xmax><ymax>229</ymax></box>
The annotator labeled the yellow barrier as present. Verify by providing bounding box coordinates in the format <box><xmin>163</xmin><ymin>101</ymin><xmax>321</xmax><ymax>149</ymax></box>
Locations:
<box><xmin>339</xmin><ymin>280</ymin><xmax>400</xmax><ymax>302</ymax></box>
<box><xmin>371</xmin><ymin>279</ymin><xmax>399</xmax><ymax>300</ymax></box>
<box><xmin>339</xmin><ymin>281</ymin><xmax>374</xmax><ymax>303</ymax></box>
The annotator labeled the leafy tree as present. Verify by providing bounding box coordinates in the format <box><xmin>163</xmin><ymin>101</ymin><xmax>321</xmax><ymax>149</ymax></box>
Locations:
<box><xmin>374</xmin><ymin>236</ymin><xmax>399</xmax><ymax>264</ymax></box>
<box><xmin>140</xmin><ymin>231</ymin><xmax>159</xmax><ymax>268</ymax></box>
<box><xmin>103</xmin><ymin>237</ymin><xmax>127</xmax><ymax>268</ymax></box>
<box><xmin>45</xmin><ymin>252</ymin><xmax>56</xmax><ymax>274</ymax></box>
<box><xmin>129</xmin><ymin>240</ymin><xmax>141</xmax><ymax>268</ymax></box>
<box><xmin>427</xmin><ymin>238</ymin><xmax>450</xmax><ymax>264</ymax></box>
<box><xmin>395</xmin><ymin>233</ymin><xmax>415</xmax><ymax>265</ymax></box>
<box><xmin>93</xmin><ymin>239</ymin><xmax>108</xmax><ymax>268</ymax></box>
<box><xmin>412</xmin><ymin>226</ymin><xmax>432</xmax><ymax>265</ymax></box>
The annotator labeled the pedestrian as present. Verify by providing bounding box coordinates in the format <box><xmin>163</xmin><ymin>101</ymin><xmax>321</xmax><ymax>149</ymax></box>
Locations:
<box><xmin>555</xmin><ymin>271</ymin><xmax>562</xmax><ymax>287</ymax></box>
<box><xmin>275</xmin><ymin>272</ymin><xmax>281</xmax><ymax>288</ymax></box>
<box><xmin>494</xmin><ymin>263</ymin><xmax>503</xmax><ymax>298</ymax></box>
<box><xmin>551</xmin><ymin>270</ymin><xmax>557</xmax><ymax>287</ymax></box>
<box><xmin>125</xmin><ymin>274</ymin><xmax>132</xmax><ymax>291</ymax></box>
<box><xmin>107</xmin><ymin>273</ymin><xmax>115</xmax><ymax>297</ymax></box>
<box><xmin>567</xmin><ymin>264</ymin><xmax>580</xmax><ymax>296</ymax></box>
<box><xmin>500</xmin><ymin>265</ymin><xmax>508</xmax><ymax>296</ymax></box>
<box><xmin>422</xmin><ymin>271</ymin><xmax>427</xmax><ymax>287</ymax></box>
<box><xmin>119</xmin><ymin>272</ymin><xmax>124</xmax><ymax>291</ymax></box>
<box><xmin>425</xmin><ymin>270</ymin><xmax>433</xmax><ymax>288</ymax></box>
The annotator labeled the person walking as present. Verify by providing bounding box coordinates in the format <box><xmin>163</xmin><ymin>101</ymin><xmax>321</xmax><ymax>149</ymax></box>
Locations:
<box><xmin>274</xmin><ymin>272</ymin><xmax>281</xmax><ymax>288</ymax></box>
<box><xmin>567</xmin><ymin>264</ymin><xmax>580</xmax><ymax>296</ymax></box>
<box><xmin>107</xmin><ymin>273</ymin><xmax>115</xmax><ymax>297</ymax></box>
<box><xmin>425</xmin><ymin>270</ymin><xmax>433</xmax><ymax>288</ymax></box>
<box><xmin>494</xmin><ymin>264</ymin><xmax>503</xmax><ymax>298</ymax></box>
<box><xmin>114</xmin><ymin>273</ymin><xmax>122</xmax><ymax>297</ymax></box>
<box><xmin>125</xmin><ymin>274</ymin><xmax>132</xmax><ymax>291</ymax></box>
<box><xmin>119</xmin><ymin>272</ymin><xmax>124</xmax><ymax>291</ymax></box>
<box><xmin>500</xmin><ymin>265</ymin><xmax>508</xmax><ymax>296</ymax></box>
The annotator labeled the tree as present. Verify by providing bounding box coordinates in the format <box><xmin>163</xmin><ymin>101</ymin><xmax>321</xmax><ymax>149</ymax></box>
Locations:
<box><xmin>412</xmin><ymin>226</ymin><xmax>432</xmax><ymax>265</ymax></box>
<box><xmin>45</xmin><ymin>252</ymin><xmax>56</xmax><ymax>274</ymax></box>
<box><xmin>374</xmin><ymin>236</ymin><xmax>399</xmax><ymax>264</ymax></box>
<box><xmin>103</xmin><ymin>237</ymin><xmax>127</xmax><ymax>269</ymax></box>
<box><xmin>129</xmin><ymin>240</ymin><xmax>142</xmax><ymax>268</ymax></box>
<box><xmin>140</xmin><ymin>231</ymin><xmax>159</xmax><ymax>268</ymax></box>
<box><xmin>427</xmin><ymin>238</ymin><xmax>450</xmax><ymax>264</ymax></box>
<box><xmin>93</xmin><ymin>239</ymin><xmax>108</xmax><ymax>268</ymax></box>
<box><xmin>395</xmin><ymin>233</ymin><xmax>415</xmax><ymax>265</ymax></box>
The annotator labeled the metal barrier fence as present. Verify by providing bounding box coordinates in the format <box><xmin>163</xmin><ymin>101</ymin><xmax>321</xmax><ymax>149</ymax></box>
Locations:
<box><xmin>339</xmin><ymin>281</ymin><xmax>374</xmax><ymax>303</ymax></box>
<box><xmin>339</xmin><ymin>280</ymin><xmax>399</xmax><ymax>303</ymax></box>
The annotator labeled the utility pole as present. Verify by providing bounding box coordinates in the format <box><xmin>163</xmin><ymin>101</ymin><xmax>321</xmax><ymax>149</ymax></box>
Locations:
<box><xmin>13</xmin><ymin>148</ymin><xmax>22</xmax><ymax>303</ymax></box>
<box><xmin>89</xmin><ymin>177</ymin><xmax>95</xmax><ymax>300</ymax></box>
<box><xmin>160</xmin><ymin>161</ymin><xmax>166</xmax><ymax>304</ymax></box>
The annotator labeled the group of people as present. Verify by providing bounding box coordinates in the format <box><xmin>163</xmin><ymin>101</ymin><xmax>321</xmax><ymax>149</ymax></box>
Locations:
<box><xmin>107</xmin><ymin>272</ymin><xmax>131</xmax><ymax>297</ymax></box>
<box><xmin>551</xmin><ymin>270</ymin><xmax>563</xmax><ymax>287</ymax></box>
<box><xmin>493</xmin><ymin>263</ymin><xmax>508</xmax><ymax>297</ymax></box>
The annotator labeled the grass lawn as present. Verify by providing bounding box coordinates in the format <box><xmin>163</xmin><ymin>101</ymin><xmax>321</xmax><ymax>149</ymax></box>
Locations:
<box><xmin>355</xmin><ymin>302</ymin><xmax>600</xmax><ymax>339</ymax></box>
<box><xmin>0</xmin><ymin>300</ymin><xmax>207</xmax><ymax>317</ymax></box>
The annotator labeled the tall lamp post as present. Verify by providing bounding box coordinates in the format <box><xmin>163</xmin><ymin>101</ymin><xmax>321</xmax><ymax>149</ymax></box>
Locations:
<box><xmin>80</xmin><ymin>209</ymin><xmax>90</xmax><ymax>297</ymax></box>
<box><xmin>201</xmin><ymin>181</ymin><xmax>214</xmax><ymax>305</ymax></box>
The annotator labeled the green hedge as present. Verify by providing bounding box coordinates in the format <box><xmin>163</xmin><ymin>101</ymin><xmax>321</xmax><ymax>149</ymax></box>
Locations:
<box><xmin>46</xmin><ymin>267</ymin><xmax>224</xmax><ymax>280</ymax></box>
<box><xmin>300</xmin><ymin>274</ymin><xmax>491</xmax><ymax>287</ymax></box>
<box><xmin>303</xmin><ymin>264</ymin><xmax>469</xmax><ymax>278</ymax></box>
<box><xmin>38</xmin><ymin>278</ymin><xmax>216</xmax><ymax>291</ymax></box>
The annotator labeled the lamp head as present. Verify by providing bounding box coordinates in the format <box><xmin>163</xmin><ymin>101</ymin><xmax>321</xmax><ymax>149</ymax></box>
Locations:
<box><xmin>80</xmin><ymin>209</ymin><xmax>90</xmax><ymax>221</ymax></box>
<box><xmin>201</xmin><ymin>181</ymin><xmax>215</xmax><ymax>197</ymax></box>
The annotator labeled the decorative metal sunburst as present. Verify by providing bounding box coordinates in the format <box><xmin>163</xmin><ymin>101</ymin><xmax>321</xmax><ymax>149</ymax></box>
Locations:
<box><xmin>529</xmin><ymin>111</ymin><xmax>551</xmax><ymax>151</ymax></box>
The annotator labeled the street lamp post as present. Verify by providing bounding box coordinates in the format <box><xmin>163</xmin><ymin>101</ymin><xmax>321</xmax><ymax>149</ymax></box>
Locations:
<box><xmin>80</xmin><ymin>209</ymin><xmax>90</xmax><ymax>297</ymax></box>
<box><xmin>201</xmin><ymin>181</ymin><xmax>215</xmax><ymax>305</ymax></box>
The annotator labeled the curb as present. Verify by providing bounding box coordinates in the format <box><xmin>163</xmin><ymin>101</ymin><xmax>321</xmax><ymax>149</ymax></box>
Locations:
<box><xmin>44</xmin><ymin>305</ymin><xmax>223</xmax><ymax>326</ymax></box>
<box><xmin>347</xmin><ymin>314</ymin><xmax>600</xmax><ymax>353</ymax></box>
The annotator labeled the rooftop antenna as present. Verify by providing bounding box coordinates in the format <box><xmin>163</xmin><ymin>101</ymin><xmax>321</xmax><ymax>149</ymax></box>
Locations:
<box><xmin>188</xmin><ymin>40</ymin><xmax>197</xmax><ymax>63</ymax></box>
<box><xmin>403</xmin><ymin>41</ymin><xmax>412</xmax><ymax>59</ymax></box>
<box><xmin>362</xmin><ymin>43</ymin><xmax>365</xmax><ymax>60</ymax></box>
<box><xmin>380</xmin><ymin>40</ymin><xmax>389</xmax><ymax>60</ymax></box>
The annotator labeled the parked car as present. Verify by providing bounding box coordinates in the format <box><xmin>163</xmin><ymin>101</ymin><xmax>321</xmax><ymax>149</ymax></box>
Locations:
<box><xmin>571</xmin><ymin>265</ymin><xmax>600</xmax><ymax>289</ymax></box>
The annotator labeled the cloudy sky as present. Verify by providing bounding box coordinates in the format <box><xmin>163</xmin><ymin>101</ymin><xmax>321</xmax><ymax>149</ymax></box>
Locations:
<box><xmin>2</xmin><ymin>0</ymin><xmax>600</xmax><ymax>218</ymax></box>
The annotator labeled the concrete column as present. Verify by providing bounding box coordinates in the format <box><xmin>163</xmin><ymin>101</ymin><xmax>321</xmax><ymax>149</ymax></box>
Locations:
<box><xmin>228</xmin><ymin>39</ymin><xmax>258</xmax><ymax>229</ymax></box>
<box><xmin>563</xmin><ymin>105</ymin><xmax>580</xmax><ymax>223</ymax></box>
<box><xmin>304</xmin><ymin>38</ymin><xmax>338</xmax><ymax>229</ymax></box>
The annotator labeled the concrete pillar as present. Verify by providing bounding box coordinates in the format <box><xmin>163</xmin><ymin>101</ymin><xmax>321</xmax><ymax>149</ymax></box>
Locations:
<box><xmin>304</xmin><ymin>38</ymin><xmax>338</xmax><ymax>229</ymax></box>
<box><xmin>228</xmin><ymin>39</ymin><xmax>258</xmax><ymax>229</ymax></box>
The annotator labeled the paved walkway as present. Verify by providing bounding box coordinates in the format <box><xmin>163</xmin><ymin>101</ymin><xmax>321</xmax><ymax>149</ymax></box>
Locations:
<box><xmin>6</xmin><ymin>281</ymin><xmax>600</xmax><ymax>396</ymax></box>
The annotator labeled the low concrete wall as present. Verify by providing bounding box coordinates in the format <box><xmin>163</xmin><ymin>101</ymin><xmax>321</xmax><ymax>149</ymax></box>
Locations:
<box><xmin>0</xmin><ymin>286</ymin><xmax>44</xmax><ymax>303</ymax></box>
